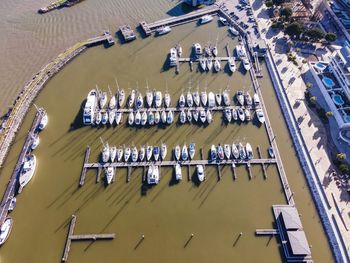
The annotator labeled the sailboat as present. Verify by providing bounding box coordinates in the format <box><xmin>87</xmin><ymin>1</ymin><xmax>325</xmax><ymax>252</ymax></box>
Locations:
<box><xmin>128</xmin><ymin>89</ymin><xmax>136</xmax><ymax>108</ymax></box>
<box><xmin>105</xmin><ymin>167</ymin><xmax>114</xmax><ymax>185</ymax></box>
<box><xmin>206</xmin><ymin>59</ymin><xmax>213</xmax><ymax>71</ymax></box>
<box><xmin>201</xmin><ymin>90</ymin><xmax>208</xmax><ymax>106</ymax></box>
<box><xmin>135</xmin><ymin>91</ymin><xmax>143</xmax><ymax>109</ymax></box>
<box><xmin>99</xmin><ymin>91</ymin><xmax>108</xmax><ymax>109</ymax></box>
<box><xmin>131</xmin><ymin>146</ymin><xmax>138</xmax><ymax>162</ymax></box>
<box><xmin>199</xmin><ymin>59</ymin><xmax>206</xmax><ymax>71</ymax></box>
<box><xmin>109</xmin><ymin>110</ymin><xmax>115</xmax><ymax>125</ymax></box>
<box><xmin>224</xmin><ymin>144</ymin><xmax>231</xmax><ymax>159</ymax></box>
<box><xmin>174</xmin><ymin>145</ymin><xmax>181</xmax><ymax>161</ymax></box>
<box><xmin>214</xmin><ymin>59</ymin><xmax>221</xmax><ymax>72</ymax></box>
<box><xmin>232</xmin><ymin>143</ymin><xmax>239</xmax><ymax>159</ymax></box>
<box><xmin>117</xmin><ymin>88</ymin><xmax>125</xmax><ymax>108</ymax></box>
<box><xmin>179</xmin><ymin>93</ymin><xmax>186</xmax><ymax>108</ymax></box>
<box><xmin>182</xmin><ymin>144</ymin><xmax>188</xmax><ymax>161</ymax></box>
<box><xmin>238</xmin><ymin>108</ymin><xmax>245</xmax><ymax>121</ymax></box>
<box><xmin>245</xmin><ymin>92</ymin><xmax>252</xmax><ymax>106</ymax></box>
<box><xmin>189</xmin><ymin>143</ymin><xmax>195</xmax><ymax>160</ymax></box>
<box><xmin>211</xmin><ymin>145</ymin><xmax>217</xmax><ymax>160</ymax></box>
<box><xmin>224</xmin><ymin>108</ymin><xmax>232</xmax><ymax>122</ymax></box>
<box><xmin>110</xmin><ymin>145</ymin><xmax>117</xmax><ymax>162</ymax></box>
<box><xmin>153</xmin><ymin>146</ymin><xmax>160</xmax><ymax>161</ymax></box>
<box><xmin>199</xmin><ymin>109</ymin><xmax>206</xmax><ymax>123</ymax></box>
<box><xmin>154</xmin><ymin>111</ymin><xmax>160</xmax><ymax>124</ymax></box>
<box><xmin>175</xmin><ymin>163</ymin><xmax>182</xmax><ymax>181</ymax></box>
<box><xmin>238</xmin><ymin>143</ymin><xmax>246</xmax><ymax>159</ymax></box>
<box><xmin>146</xmin><ymin>88</ymin><xmax>153</xmax><ymax>108</ymax></box>
<box><xmin>193</xmin><ymin>109</ymin><xmax>199</xmax><ymax>122</ymax></box>
<box><xmin>206</xmin><ymin>110</ymin><xmax>213</xmax><ymax>123</ymax></box>
<box><xmin>141</xmin><ymin>111</ymin><xmax>147</xmax><ymax>126</ymax></box>
<box><xmin>135</xmin><ymin>111</ymin><xmax>141</xmax><ymax>125</ymax></box>
<box><xmin>146</xmin><ymin>145</ymin><xmax>153</xmax><ymax>161</ymax></box>
<box><xmin>215</xmin><ymin>92</ymin><xmax>222</xmax><ymax>106</ymax></box>
<box><xmin>161</xmin><ymin>143</ymin><xmax>167</xmax><ymax>160</ymax></box>
<box><xmin>186</xmin><ymin>91</ymin><xmax>193</xmax><ymax>107</ymax></box>
<box><xmin>232</xmin><ymin>108</ymin><xmax>238</xmax><ymax>121</ymax></box>
<box><xmin>193</xmin><ymin>89</ymin><xmax>200</xmax><ymax>107</ymax></box>
<box><xmin>246</xmin><ymin>143</ymin><xmax>253</xmax><ymax>160</ymax></box>
<box><xmin>154</xmin><ymin>91</ymin><xmax>162</xmax><ymax>108</ymax></box>
<box><xmin>148</xmin><ymin>111</ymin><xmax>155</xmax><ymax>125</ymax></box>
<box><xmin>124</xmin><ymin>146</ymin><xmax>131</xmax><ymax>162</ymax></box>
<box><xmin>117</xmin><ymin>147</ymin><xmax>123</xmax><ymax>162</ymax></box>
<box><xmin>128</xmin><ymin>112</ymin><xmax>134</xmax><ymax>126</ymax></box>
<box><xmin>228</xmin><ymin>57</ymin><xmax>236</xmax><ymax>73</ymax></box>
<box><xmin>101</xmin><ymin>111</ymin><xmax>108</xmax><ymax>125</ymax></box>
<box><xmin>164</xmin><ymin>92</ymin><xmax>171</xmax><ymax>108</ymax></box>
<box><xmin>167</xmin><ymin>111</ymin><xmax>174</xmax><ymax>124</ymax></box>
<box><xmin>161</xmin><ymin>110</ymin><xmax>167</xmax><ymax>124</ymax></box>
<box><xmin>236</xmin><ymin>90</ymin><xmax>244</xmax><ymax>106</ymax></box>
<box><xmin>223</xmin><ymin>90</ymin><xmax>230</xmax><ymax>106</ymax></box>
<box><xmin>217</xmin><ymin>145</ymin><xmax>224</xmax><ymax>160</ymax></box>
<box><xmin>208</xmin><ymin>92</ymin><xmax>215</xmax><ymax>108</ymax></box>
<box><xmin>179</xmin><ymin>110</ymin><xmax>186</xmax><ymax>124</ymax></box>
<box><xmin>95</xmin><ymin>111</ymin><xmax>102</xmax><ymax>125</ymax></box>
<box><xmin>101</xmin><ymin>143</ymin><xmax>110</xmax><ymax>163</ymax></box>
<box><xmin>139</xmin><ymin>146</ymin><xmax>146</xmax><ymax>162</ymax></box>
<box><xmin>109</xmin><ymin>94</ymin><xmax>116</xmax><ymax>110</ymax></box>
<box><xmin>187</xmin><ymin>110</ymin><xmax>192</xmax><ymax>122</ymax></box>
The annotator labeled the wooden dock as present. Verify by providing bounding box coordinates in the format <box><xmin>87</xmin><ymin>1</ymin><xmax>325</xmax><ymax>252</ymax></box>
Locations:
<box><xmin>0</xmin><ymin>108</ymin><xmax>45</xmax><ymax>227</ymax></box>
<box><xmin>85</xmin><ymin>31</ymin><xmax>114</xmax><ymax>46</ymax></box>
<box><xmin>255</xmin><ymin>229</ymin><xmax>279</xmax><ymax>235</ymax></box>
<box><xmin>79</xmin><ymin>146</ymin><xmax>91</xmax><ymax>186</ymax></box>
<box><xmin>140</xmin><ymin>6</ymin><xmax>219</xmax><ymax>35</ymax></box>
<box><xmin>119</xmin><ymin>24</ymin><xmax>136</xmax><ymax>42</ymax></box>
<box><xmin>62</xmin><ymin>215</ymin><xmax>115</xmax><ymax>262</ymax></box>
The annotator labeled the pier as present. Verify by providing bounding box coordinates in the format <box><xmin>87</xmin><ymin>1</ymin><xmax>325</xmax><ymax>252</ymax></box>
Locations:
<box><xmin>119</xmin><ymin>25</ymin><xmax>136</xmax><ymax>42</ymax></box>
<box><xmin>62</xmin><ymin>215</ymin><xmax>115</xmax><ymax>262</ymax></box>
<box><xmin>255</xmin><ymin>229</ymin><xmax>279</xmax><ymax>235</ymax></box>
<box><xmin>140</xmin><ymin>6</ymin><xmax>219</xmax><ymax>35</ymax></box>
<box><xmin>85</xmin><ymin>31</ymin><xmax>115</xmax><ymax>46</ymax></box>
<box><xmin>79</xmin><ymin>146</ymin><xmax>91</xmax><ymax>186</ymax></box>
<box><xmin>0</xmin><ymin>108</ymin><xmax>45</xmax><ymax>226</ymax></box>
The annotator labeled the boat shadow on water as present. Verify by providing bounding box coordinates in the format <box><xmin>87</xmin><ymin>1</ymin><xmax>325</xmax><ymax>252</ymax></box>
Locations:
<box><xmin>161</xmin><ymin>54</ymin><xmax>172</xmax><ymax>73</ymax></box>
<box><xmin>166</xmin><ymin>2</ymin><xmax>197</xmax><ymax>17</ymax></box>
<box><xmin>69</xmin><ymin>99</ymin><xmax>86</xmax><ymax>131</ymax></box>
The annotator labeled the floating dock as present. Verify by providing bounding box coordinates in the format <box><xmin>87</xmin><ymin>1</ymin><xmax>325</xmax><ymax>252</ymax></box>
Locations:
<box><xmin>62</xmin><ymin>215</ymin><xmax>115</xmax><ymax>262</ymax></box>
<box><xmin>119</xmin><ymin>24</ymin><xmax>136</xmax><ymax>42</ymax></box>
<box><xmin>85</xmin><ymin>31</ymin><xmax>114</xmax><ymax>46</ymax></box>
<box><xmin>0</xmin><ymin>108</ymin><xmax>45</xmax><ymax>227</ymax></box>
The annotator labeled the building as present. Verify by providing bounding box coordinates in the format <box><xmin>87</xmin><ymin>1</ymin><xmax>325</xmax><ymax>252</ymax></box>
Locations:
<box><xmin>329</xmin><ymin>47</ymin><xmax>350</xmax><ymax>97</ymax></box>
<box><xmin>183</xmin><ymin>0</ymin><xmax>215</xmax><ymax>7</ymax></box>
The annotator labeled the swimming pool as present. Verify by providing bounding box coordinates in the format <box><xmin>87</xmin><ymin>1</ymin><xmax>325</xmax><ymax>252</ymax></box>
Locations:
<box><xmin>332</xmin><ymin>94</ymin><xmax>345</xmax><ymax>106</ymax></box>
<box><xmin>344</xmin><ymin>116</ymin><xmax>350</xmax><ymax>123</ymax></box>
<box><xmin>323</xmin><ymin>77</ymin><xmax>335</xmax><ymax>88</ymax></box>
<box><xmin>314</xmin><ymin>62</ymin><xmax>327</xmax><ymax>71</ymax></box>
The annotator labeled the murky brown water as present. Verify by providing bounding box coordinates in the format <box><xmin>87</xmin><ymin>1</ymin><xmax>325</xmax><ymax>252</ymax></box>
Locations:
<box><xmin>0</xmin><ymin>12</ymin><xmax>333</xmax><ymax>263</ymax></box>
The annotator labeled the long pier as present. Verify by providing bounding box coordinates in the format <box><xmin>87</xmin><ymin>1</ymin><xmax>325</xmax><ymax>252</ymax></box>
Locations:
<box><xmin>0</xmin><ymin>109</ymin><xmax>45</xmax><ymax>226</ymax></box>
<box><xmin>85</xmin><ymin>31</ymin><xmax>114</xmax><ymax>46</ymax></box>
<box><xmin>62</xmin><ymin>215</ymin><xmax>115</xmax><ymax>262</ymax></box>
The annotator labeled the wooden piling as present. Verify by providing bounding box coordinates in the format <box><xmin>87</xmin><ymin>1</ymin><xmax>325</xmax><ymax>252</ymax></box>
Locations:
<box><xmin>217</xmin><ymin>164</ymin><xmax>222</xmax><ymax>181</ymax></box>
<box><xmin>96</xmin><ymin>166</ymin><xmax>102</xmax><ymax>183</ymax></box>
<box><xmin>187</xmin><ymin>164</ymin><xmax>191</xmax><ymax>181</ymax></box>
<box><xmin>127</xmin><ymin>166</ymin><xmax>131</xmax><ymax>182</ymax></box>
<box><xmin>247</xmin><ymin>163</ymin><xmax>252</xmax><ymax>180</ymax></box>
<box><xmin>232</xmin><ymin>163</ymin><xmax>237</xmax><ymax>180</ymax></box>
<box><xmin>79</xmin><ymin>146</ymin><xmax>90</xmax><ymax>187</ymax></box>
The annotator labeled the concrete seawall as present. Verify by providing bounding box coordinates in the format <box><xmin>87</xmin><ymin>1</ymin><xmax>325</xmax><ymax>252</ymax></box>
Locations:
<box><xmin>265</xmin><ymin>48</ymin><xmax>347</xmax><ymax>263</ymax></box>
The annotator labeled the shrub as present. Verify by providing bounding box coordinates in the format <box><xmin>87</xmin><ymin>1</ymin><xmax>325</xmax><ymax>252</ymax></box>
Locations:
<box><xmin>305</xmin><ymin>28</ymin><xmax>325</xmax><ymax>41</ymax></box>
<box><xmin>285</xmin><ymin>22</ymin><xmax>304</xmax><ymax>37</ymax></box>
<box><xmin>265</xmin><ymin>0</ymin><xmax>274</xmax><ymax>7</ymax></box>
<box><xmin>337</xmin><ymin>153</ymin><xmax>347</xmax><ymax>161</ymax></box>
<box><xmin>306</xmin><ymin>82</ymin><xmax>313</xmax><ymax>89</ymax></box>
<box><xmin>325</xmin><ymin>32</ymin><xmax>337</xmax><ymax>42</ymax></box>
<box><xmin>326</xmin><ymin>111</ymin><xmax>334</xmax><ymax>117</ymax></box>
<box><xmin>339</xmin><ymin>163</ymin><xmax>349</xmax><ymax>173</ymax></box>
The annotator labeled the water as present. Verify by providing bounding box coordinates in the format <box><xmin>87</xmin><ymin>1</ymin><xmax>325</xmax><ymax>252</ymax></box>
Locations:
<box><xmin>0</xmin><ymin>3</ymin><xmax>334</xmax><ymax>263</ymax></box>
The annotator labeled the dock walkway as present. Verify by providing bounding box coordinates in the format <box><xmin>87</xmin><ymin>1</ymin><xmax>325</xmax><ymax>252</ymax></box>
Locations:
<box><xmin>85</xmin><ymin>31</ymin><xmax>114</xmax><ymax>46</ymax></box>
<box><xmin>0</xmin><ymin>109</ymin><xmax>45</xmax><ymax>226</ymax></box>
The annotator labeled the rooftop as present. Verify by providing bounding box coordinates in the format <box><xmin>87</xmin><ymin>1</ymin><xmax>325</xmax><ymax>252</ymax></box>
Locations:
<box><xmin>287</xmin><ymin>230</ymin><xmax>312</xmax><ymax>256</ymax></box>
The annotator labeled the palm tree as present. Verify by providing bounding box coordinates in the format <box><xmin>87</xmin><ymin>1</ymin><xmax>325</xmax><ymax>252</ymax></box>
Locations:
<box><xmin>310</xmin><ymin>96</ymin><xmax>317</xmax><ymax>104</ymax></box>
<box><xmin>326</xmin><ymin>111</ymin><xmax>334</xmax><ymax>118</ymax></box>
<box><xmin>336</xmin><ymin>153</ymin><xmax>346</xmax><ymax>162</ymax></box>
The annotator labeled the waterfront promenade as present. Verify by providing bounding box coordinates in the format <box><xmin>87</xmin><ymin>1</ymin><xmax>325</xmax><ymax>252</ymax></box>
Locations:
<box><xmin>252</xmin><ymin>0</ymin><xmax>350</xmax><ymax>261</ymax></box>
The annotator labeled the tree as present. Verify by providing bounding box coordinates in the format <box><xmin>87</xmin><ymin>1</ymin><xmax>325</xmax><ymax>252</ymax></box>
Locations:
<box><xmin>305</xmin><ymin>28</ymin><xmax>325</xmax><ymax>41</ymax></box>
<box><xmin>310</xmin><ymin>96</ymin><xmax>317</xmax><ymax>104</ymax></box>
<box><xmin>326</xmin><ymin>111</ymin><xmax>334</xmax><ymax>117</ymax></box>
<box><xmin>337</xmin><ymin>153</ymin><xmax>347</xmax><ymax>161</ymax></box>
<box><xmin>265</xmin><ymin>0</ymin><xmax>274</xmax><ymax>7</ymax></box>
<box><xmin>306</xmin><ymin>82</ymin><xmax>313</xmax><ymax>89</ymax></box>
<box><xmin>272</xmin><ymin>0</ymin><xmax>284</xmax><ymax>5</ymax></box>
<box><xmin>339</xmin><ymin>163</ymin><xmax>349</xmax><ymax>173</ymax></box>
<box><xmin>280</xmin><ymin>7</ymin><xmax>293</xmax><ymax>19</ymax></box>
<box><xmin>325</xmin><ymin>32</ymin><xmax>337</xmax><ymax>42</ymax></box>
<box><xmin>285</xmin><ymin>22</ymin><xmax>304</xmax><ymax>37</ymax></box>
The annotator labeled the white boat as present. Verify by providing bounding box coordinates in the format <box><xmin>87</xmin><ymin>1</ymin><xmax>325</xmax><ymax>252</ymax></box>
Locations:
<box><xmin>118</xmin><ymin>89</ymin><xmax>125</xmax><ymax>108</ymax></box>
<box><xmin>146</xmin><ymin>145</ymin><xmax>153</xmax><ymax>161</ymax></box>
<box><xmin>201</xmin><ymin>14</ymin><xmax>213</xmax><ymax>24</ymax></box>
<box><xmin>179</xmin><ymin>93</ymin><xmax>186</xmax><ymax>108</ymax></box>
<box><xmin>31</xmin><ymin>135</ymin><xmax>40</xmax><ymax>150</ymax></box>
<box><xmin>148</xmin><ymin>111</ymin><xmax>155</xmax><ymax>125</ymax></box>
<box><xmin>228</xmin><ymin>57</ymin><xmax>236</xmax><ymax>73</ymax></box>
<box><xmin>18</xmin><ymin>154</ymin><xmax>37</xmax><ymax>192</ymax></box>
<box><xmin>83</xmin><ymin>89</ymin><xmax>97</xmax><ymax>125</ymax></box>
<box><xmin>147</xmin><ymin>165</ymin><xmax>159</xmax><ymax>185</ymax></box>
<box><xmin>246</xmin><ymin>143</ymin><xmax>253</xmax><ymax>160</ymax></box>
<box><xmin>215</xmin><ymin>93</ymin><xmax>222</xmax><ymax>106</ymax></box>
<box><xmin>193</xmin><ymin>109</ymin><xmax>199</xmax><ymax>122</ymax></box>
<box><xmin>124</xmin><ymin>147</ymin><xmax>131</xmax><ymax>162</ymax></box>
<box><xmin>245</xmin><ymin>92</ymin><xmax>252</xmax><ymax>106</ymax></box>
<box><xmin>193</xmin><ymin>43</ymin><xmax>202</xmax><ymax>55</ymax></box>
<box><xmin>154</xmin><ymin>91</ymin><xmax>162</xmax><ymax>108</ymax></box>
<box><xmin>204</xmin><ymin>46</ymin><xmax>211</xmax><ymax>56</ymax></box>
<box><xmin>174</xmin><ymin>145</ymin><xmax>181</xmax><ymax>161</ymax></box>
<box><xmin>206</xmin><ymin>110</ymin><xmax>212</xmax><ymax>123</ymax></box>
<box><xmin>157</xmin><ymin>26</ymin><xmax>171</xmax><ymax>35</ymax></box>
<box><xmin>219</xmin><ymin>17</ymin><xmax>227</xmax><ymax>25</ymax></box>
<box><xmin>139</xmin><ymin>146</ymin><xmax>146</xmax><ymax>161</ymax></box>
<box><xmin>95</xmin><ymin>111</ymin><xmax>102</xmax><ymax>125</ymax></box>
<box><xmin>109</xmin><ymin>110</ymin><xmax>115</xmax><ymax>125</ymax></box>
<box><xmin>186</xmin><ymin>91</ymin><xmax>193</xmax><ymax>107</ymax></box>
<box><xmin>146</xmin><ymin>90</ymin><xmax>153</xmax><ymax>108</ymax></box>
<box><xmin>243</xmin><ymin>58</ymin><xmax>251</xmax><ymax>71</ymax></box>
<box><xmin>189</xmin><ymin>143</ymin><xmax>195</xmax><ymax>160</ymax></box>
<box><xmin>179</xmin><ymin>110</ymin><xmax>186</xmax><ymax>124</ymax></box>
<box><xmin>8</xmin><ymin>197</ymin><xmax>16</xmax><ymax>212</ymax></box>
<box><xmin>199</xmin><ymin>59</ymin><xmax>206</xmax><ymax>71</ymax></box>
<box><xmin>131</xmin><ymin>146</ymin><xmax>138</xmax><ymax>162</ymax></box>
<box><xmin>128</xmin><ymin>90</ymin><xmax>136</xmax><ymax>108</ymax></box>
<box><xmin>135</xmin><ymin>92</ymin><xmax>143</xmax><ymax>109</ymax></box>
<box><xmin>141</xmin><ymin>111</ymin><xmax>147</xmax><ymax>126</ymax></box>
<box><xmin>256</xmin><ymin>109</ymin><xmax>265</xmax><ymax>123</ymax></box>
<box><xmin>38</xmin><ymin>112</ymin><xmax>48</xmax><ymax>130</ymax></box>
<box><xmin>199</xmin><ymin>109</ymin><xmax>206</xmax><ymax>123</ymax></box>
<box><xmin>224</xmin><ymin>144</ymin><xmax>231</xmax><ymax>159</ymax></box>
<box><xmin>154</xmin><ymin>111</ymin><xmax>160</xmax><ymax>124</ymax></box>
<box><xmin>135</xmin><ymin>111</ymin><xmax>141</xmax><ymax>125</ymax></box>
<box><xmin>214</xmin><ymin>59</ymin><xmax>221</xmax><ymax>72</ymax></box>
<box><xmin>109</xmin><ymin>95</ymin><xmax>116</xmax><ymax>110</ymax></box>
<box><xmin>229</xmin><ymin>27</ymin><xmax>239</xmax><ymax>36</ymax></box>
<box><xmin>164</xmin><ymin>93</ymin><xmax>171</xmax><ymax>108</ymax></box>
<box><xmin>232</xmin><ymin>108</ymin><xmax>238</xmax><ymax>121</ymax></box>
<box><xmin>245</xmin><ymin>109</ymin><xmax>251</xmax><ymax>121</ymax></box>
<box><xmin>161</xmin><ymin>143</ymin><xmax>167</xmax><ymax>160</ymax></box>
<box><xmin>153</xmin><ymin>146</ymin><xmax>160</xmax><ymax>161</ymax></box>
<box><xmin>170</xmin><ymin>47</ymin><xmax>177</xmax><ymax>59</ymax></box>
<box><xmin>101</xmin><ymin>144</ymin><xmax>110</xmax><ymax>163</ymax></box>
<box><xmin>224</xmin><ymin>108</ymin><xmax>232</xmax><ymax>122</ymax></box>
<box><xmin>177</xmin><ymin>44</ymin><xmax>183</xmax><ymax>57</ymax></box>
<box><xmin>105</xmin><ymin>167</ymin><xmax>114</xmax><ymax>185</ymax></box>
<box><xmin>167</xmin><ymin>111</ymin><xmax>174</xmax><ymax>124</ymax></box>
<box><xmin>268</xmin><ymin>146</ymin><xmax>275</xmax><ymax>158</ymax></box>
<box><xmin>182</xmin><ymin>144</ymin><xmax>188</xmax><ymax>161</ymax></box>
<box><xmin>196</xmin><ymin>165</ymin><xmax>205</xmax><ymax>182</ymax></box>
<box><xmin>99</xmin><ymin>91</ymin><xmax>108</xmax><ymax>109</ymax></box>
<box><xmin>208</xmin><ymin>92</ymin><xmax>215</xmax><ymax>108</ymax></box>
<box><xmin>223</xmin><ymin>90</ymin><xmax>230</xmax><ymax>106</ymax></box>
<box><xmin>0</xmin><ymin>218</ymin><xmax>13</xmax><ymax>246</ymax></box>
<box><xmin>236</xmin><ymin>90</ymin><xmax>244</xmax><ymax>106</ymax></box>
<box><xmin>193</xmin><ymin>90</ymin><xmax>200</xmax><ymax>107</ymax></box>
<box><xmin>217</xmin><ymin>145</ymin><xmax>224</xmax><ymax>160</ymax></box>
<box><xmin>207</xmin><ymin>59</ymin><xmax>213</xmax><ymax>71</ymax></box>
<box><xmin>101</xmin><ymin>111</ymin><xmax>108</xmax><ymax>125</ymax></box>
<box><xmin>212</xmin><ymin>45</ymin><xmax>218</xmax><ymax>57</ymax></box>
<box><xmin>201</xmin><ymin>91</ymin><xmax>208</xmax><ymax>106</ymax></box>
<box><xmin>236</xmin><ymin>44</ymin><xmax>247</xmax><ymax>59</ymax></box>
<box><xmin>238</xmin><ymin>108</ymin><xmax>245</xmax><ymax>121</ymax></box>
<box><xmin>175</xmin><ymin>164</ymin><xmax>182</xmax><ymax>181</ymax></box>
<box><xmin>211</xmin><ymin>145</ymin><xmax>217</xmax><ymax>160</ymax></box>
<box><xmin>253</xmin><ymin>93</ymin><xmax>260</xmax><ymax>107</ymax></box>
<box><xmin>110</xmin><ymin>145</ymin><xmax>117</xmax><ymax>162</ymax></box>
<box><xmin>117</xmin><ymin>147</ymin><xmax>123</xmax><ymax>162</ymax></box>
<box><xmin>232</xmin><ymin>143</ymin><xmax>239</xmax><ymax>159</ymax></box>
<box><xmin>128</xmin><ymin>112</ymin><xmax>134</xmax><ymax>126</ymax></box>
<box><xmin>238</xmin><ymin>143</ymin><xmax>246</xmax><ymax>159</ymax></box>
<box><xmin>187</xmin><ymin>110</ymin><xmax>192</xmax><ymax>122</ymax></box>
<box><xmin>161</xmin><ymin>110</ymin><xmax>167</xmax><ymax>124</ymax></box>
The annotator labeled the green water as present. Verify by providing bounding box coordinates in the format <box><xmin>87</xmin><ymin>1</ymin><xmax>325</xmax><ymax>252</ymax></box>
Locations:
<box><xmin>0</xmin><ymin>18</ymin><xmax>333</xmax><ymax>262</ymax></box>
